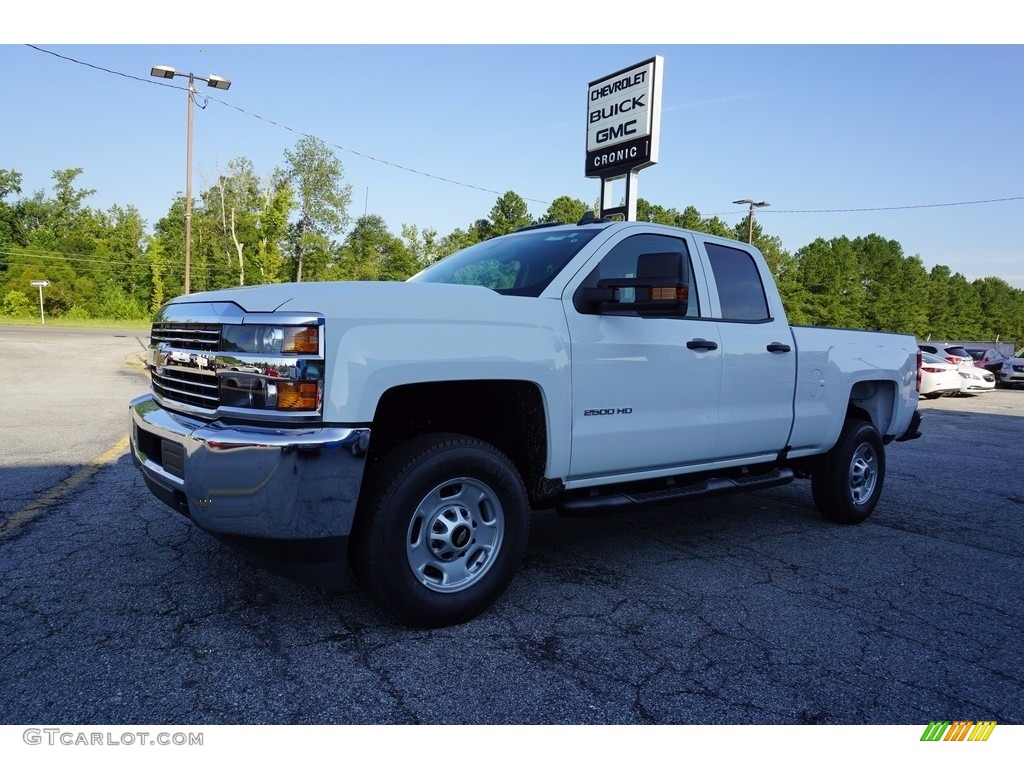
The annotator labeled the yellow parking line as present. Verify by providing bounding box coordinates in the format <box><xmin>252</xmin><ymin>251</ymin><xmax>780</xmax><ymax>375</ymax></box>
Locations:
<box><xmin>0</xmin><ymin>434</ymin><xmax>130</xmax><ymax>537</ymax></box>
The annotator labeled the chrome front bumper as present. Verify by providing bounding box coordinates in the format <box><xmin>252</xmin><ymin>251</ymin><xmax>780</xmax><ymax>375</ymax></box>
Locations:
<box><xmin>129</xmin><ymin>394</ymin><xmax>370</xmax><ymax>541</ymax></box>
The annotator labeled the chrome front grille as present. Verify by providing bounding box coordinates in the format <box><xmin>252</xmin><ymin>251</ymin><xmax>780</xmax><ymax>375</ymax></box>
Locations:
<box><xmin>151</xmin><ymin>323</ymin><xmax>221</xmax><ymax>352</ymax></box>
<box><xmin>151</xmin><ymin>364</ymin><xmax>219</xmax><ymax>410</ymax></box>
<box><xmin>150</xmin><ymin>322</ymin><xmax>222</xmax><ymax>412</ymax></box>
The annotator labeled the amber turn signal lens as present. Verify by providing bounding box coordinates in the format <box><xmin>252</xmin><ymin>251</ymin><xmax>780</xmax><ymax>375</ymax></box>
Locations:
<box><xmin>276</xmin><ymin>381</ymin><xmax>319</xmax><ymax>410</ymax></box>
<box><xmin>283</xmin><ymin>326</ymin><xmax>319</xmax><ymax>354</ymax></box>
<box><xmin>650</xmin><ymin>286</ymin><xmax>688</xmax><ymax>301</ymax></box>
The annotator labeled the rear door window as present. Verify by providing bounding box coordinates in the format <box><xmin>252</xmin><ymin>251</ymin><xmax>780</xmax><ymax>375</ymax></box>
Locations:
<box><xmin>704</xmin><ymin>242</ymin><xmax>770</xmax><ymax>321</ymax></box>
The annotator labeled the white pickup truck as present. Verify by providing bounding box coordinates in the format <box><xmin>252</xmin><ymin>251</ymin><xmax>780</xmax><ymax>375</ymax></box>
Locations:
<box><xmin>129</xmin><ymin>218</ymin><xmax>922</xmax><ymax>626</ymax></box>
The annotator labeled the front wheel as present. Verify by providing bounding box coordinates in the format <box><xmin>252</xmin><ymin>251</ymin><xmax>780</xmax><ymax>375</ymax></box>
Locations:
<box><xmin>349</xmin><ymin>433</ymin><xmax>529</xmax><ymax>627</ymax></box>
<box><xmin>811</xmin><ymin>419</ymin><xmax>885</xmax><ymax>524</ymax></box>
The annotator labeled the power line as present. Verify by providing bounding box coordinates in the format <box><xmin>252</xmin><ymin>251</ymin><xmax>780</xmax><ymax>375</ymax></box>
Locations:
<box><xmin>19</xmin><ymin>45</ymin><xmax>1024</xmax><ymax>220</ymax></box>
<box><xmin>205</xmin><ymin>96</ymin><xmax>551</xmax><ymax>204</ymax></box>
<box><xmin>1</xmin><ymin>249</ymin><xmax>144</xmax><ymax>267</ymax></box>
<box><xmin>24</xmin><ymin>44</ymin><xmax>550</xmax><ymax>206</ymax></box>
<box><xmin>752</xmin><ymin>196</ymin><xmax>1024</xmax><ymax>214</ymax></box>
<box><xmin>25</xmin><ymin>44</ymin><xmax>183</xmax><ymax>91</ymax></box>
<box><xmin>704</xmin><ymin>195</ymin><xmax>1024</xmax><ymax>218</ymax></box>
<box><xmin>1</xmin><ymin>248</ymin><xmax>224</xmax><ymax>279</ymax></box>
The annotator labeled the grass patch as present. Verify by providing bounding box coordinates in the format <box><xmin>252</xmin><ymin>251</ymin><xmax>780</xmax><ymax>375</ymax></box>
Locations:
<box><xmin>0</xmin><ymin>316</ymin><xmax>150</xmax><ymax>331</ymax></box>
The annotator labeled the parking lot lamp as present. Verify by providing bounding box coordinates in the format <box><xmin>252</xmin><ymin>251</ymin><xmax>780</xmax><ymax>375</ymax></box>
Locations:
<box><xmin>732</xmin><ymin>199</ymin><xmax>770</xmax><ymax>244</ymax></box>
<box><xmin>150</xmin><ymin>66</ymin><xmax>232</xmax><ymax>295</ymax></box>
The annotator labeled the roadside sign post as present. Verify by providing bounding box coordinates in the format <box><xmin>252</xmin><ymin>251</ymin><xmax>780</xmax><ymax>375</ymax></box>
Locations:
<box><xmin>30</xmin><ymin>280</ymin><xmax>49</xmax><ymax>325</ymax></box>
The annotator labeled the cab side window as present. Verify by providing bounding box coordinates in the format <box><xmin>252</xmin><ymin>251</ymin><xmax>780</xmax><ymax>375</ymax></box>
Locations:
<box><xmin>704</xmin><ymin>241</ymin><xmax>770</xmax><ymax>321</ymax></box>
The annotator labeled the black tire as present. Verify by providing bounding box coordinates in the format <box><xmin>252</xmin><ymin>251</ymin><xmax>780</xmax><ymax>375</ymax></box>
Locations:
<box><xmin>811</xmin><ymin>419</ymin><xmax>885</xmax><ymax>525</ymax></box>
<box><xmin>349</xmin><ymin>433</ymin><xmax>529</xmax><ymax>627</ymax></box>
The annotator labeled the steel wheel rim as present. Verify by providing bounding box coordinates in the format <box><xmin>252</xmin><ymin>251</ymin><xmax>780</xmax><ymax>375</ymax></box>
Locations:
<box><xmin>848</xmin><ymin>443</ymin><xmax>878</xmax><ymax>505</ymax></box>
<box><xmin>406</xmin><ymin>477</ymin><xmax>505</xmax><ymax>593</ymax></box>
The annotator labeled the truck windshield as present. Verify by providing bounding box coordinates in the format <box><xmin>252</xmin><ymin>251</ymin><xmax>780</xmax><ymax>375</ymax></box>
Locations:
<box><xmin>409</xmin><ymin>228</ymin><xmax>602</xmax><ymax>297</ymax></box>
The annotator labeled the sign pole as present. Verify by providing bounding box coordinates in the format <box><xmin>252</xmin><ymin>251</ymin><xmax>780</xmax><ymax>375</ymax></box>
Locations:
<box><xmin>30</xmin><ymin>279</ymin><xmax>49</xmax><ymax>325</ymax></box>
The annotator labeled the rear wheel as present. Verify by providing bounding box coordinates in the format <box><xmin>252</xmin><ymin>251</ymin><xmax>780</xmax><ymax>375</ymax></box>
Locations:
<box><xmin>811</xmin><ymin>419</ymin><xmax>885</xmax><ymax>524</ymax></box>
<box><xmin>350</xmin><ymin>433</ymin><xmax>529</xmax><ymax>627</ymax></box>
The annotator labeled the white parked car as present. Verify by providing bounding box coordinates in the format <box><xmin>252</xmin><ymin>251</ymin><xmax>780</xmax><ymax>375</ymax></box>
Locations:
<box><xmin>956</xmin><ymin>363</ymin><xmax>995</xmax><ymax>395</ymax></box>
<box><xmin>919</xmin><ymin>352</ymin><xmax>962</xmax><ymax>399</ymax></box>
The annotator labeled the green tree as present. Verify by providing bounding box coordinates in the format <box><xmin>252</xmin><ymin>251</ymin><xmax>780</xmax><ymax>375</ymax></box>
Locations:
<box><xmin>72</xmin><ymin>275</ymin><xmax>100</xmax><ymax>317</ymax></box>
<box><xmin>97</xmin><ymin>204</ymin><xmax>148</xmax><ymax>301</ymax></box>
<box><xmin>854</xmin><ymin>234</ymin><xmax>927</xmax><ymax>333</ymax></box>
<box><xmin>697</xmin><ymin>215</ymin><xmax>733</xmax><ymax>239</ymax></box>
<box><xmin>336</xmin><ymin>215</ymin><xmax>402</xmax><ymax>280</ymax></box>
<box><xmin>757</xmin><ymin>234</ymin><xmax>805</xmax><ymax>323</ymax></box>
<box><xmin>97</xmin><ymin>285</ymin><xmax>147</xmax><ymax>320</ymax></box>
<box><xmin>437</xmin><ymin>226</ymin><xmax>483</xmax><ymax>259</ymax></box>
<box><xmin>282</xmin><ymin>137</ymin><xmax>352</xmax><ymax>282</ymax></box>
<box><xmin>974</xmin><ymin>276</ymin><xmax>1024</xmax><ymax>343</ymax></box>
<box><xmin>3</xmin><ymin>289</ymin><xmax>32</xmax><ymax>316</ymax></box>
<box><xmin>795</xmin><ymin>237</ymin><xmax>864</xmax><ymax>328</ymax></box>
<box><xmin>255</xmin><ymin>170</ymin><xmax>294</xmax><ymax>284</ymax></box>
<box><xmin>146</xmin><ymin>237</ymin><xmax>167</xmax><ymax>314</ymax></box>
<box><xmin>676</xmin><ymin>205</ymin><xmax>703</xmax><ymax>231</ymax></box>
<box><xmin>51</xmin><ymin>168</ymin><xmax>94</xmax><ymax>221</ymax></box>
<box><xmin>400</xmin><ymin>224</ymin><xmax>443</xmax><ymax>269</ymax></box>
<box><xmin>0</xmin><ymin>169</ymin><xmax>26</xmax><ymax>271</ymax></box>
<box><xmin>945</xmin><ymin>271</ymin><xmax>985</xmax><ymax>340</ymax></box>
<box><xmin>541</xmin><ymin>196</ymin><xmax>591</xmax><ymax>225</ymax></box>
<box><xmin>636</xmin><ymin>199</ymin><xmax>686</xmax><ymax>226</ymax></box>
<box><xmin>895</xmin><ymin>255</ymin><xmax>931</xmax><ymax>337</ymax></box>
<box><xmin>151</xmin><ymin>197</ymin><xmax>187</xmax><ymax>298</ymax></box>
<box><xmin>201</xmin><ymin>157</ymin><xmax>268</xmax><ymax>287</ymax></box>
<box><xmin>925</xmin><ymin>265</ymin><xmax>957</xmax><ymax>339</ymax></box>
<box><xmin>483</xmin><ymin>191</ymin><xmax>532</xmax><ymax>237</ymax></box>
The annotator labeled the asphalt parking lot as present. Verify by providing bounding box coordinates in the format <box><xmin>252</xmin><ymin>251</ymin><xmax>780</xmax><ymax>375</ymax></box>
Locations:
<box><xmin>1</xmin><ymin>325</ymin><xmax>1022</xmax><ymax>729</ymax></box>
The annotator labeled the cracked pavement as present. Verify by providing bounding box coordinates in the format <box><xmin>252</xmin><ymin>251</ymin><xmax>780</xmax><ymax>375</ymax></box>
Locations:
<box><xmin>1</xmin><ymin>326</ymin><xmax>1022</xmax><ymax>724</ymax></box>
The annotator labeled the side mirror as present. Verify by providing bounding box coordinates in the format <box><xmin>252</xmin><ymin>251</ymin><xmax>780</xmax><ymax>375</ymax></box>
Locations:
<box><xmin>581</xmin><ymin>278</ymin><xmax>689</xmax><ymax>316</ymax></box>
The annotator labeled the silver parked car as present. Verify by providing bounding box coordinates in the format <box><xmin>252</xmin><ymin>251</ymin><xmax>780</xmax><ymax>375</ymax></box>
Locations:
<box><xmin>917</xmin><ymin>342</ymin><xmax>974</xmax><ymax>366</ymax></box>
<box><xmin>997</xmin><ymin>347</ymin><xmax>1024</xmax><ymax>389</ymax></box>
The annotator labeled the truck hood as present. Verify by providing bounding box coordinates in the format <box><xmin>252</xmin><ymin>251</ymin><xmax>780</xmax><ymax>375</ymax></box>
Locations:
<box><xmin>166</xmin><ymin>280</ymin><xmax>505</xmax><ymax>314</ymax></box>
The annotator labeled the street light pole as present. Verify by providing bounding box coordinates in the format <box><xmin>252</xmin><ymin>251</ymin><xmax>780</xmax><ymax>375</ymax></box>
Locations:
<box><xmin>184</xmin><ymin>73</ymin><xmax>195</xmax><ymax>295</ymax></box>
<box><xmin>150</xmin><ymin>66</ymin><xmax>232</xmax><ymax>296</ymax></box>
<box><xmin>732</xmin><ymin>199</ymin><xmax>770</xmax><ymax>244</ymax></box>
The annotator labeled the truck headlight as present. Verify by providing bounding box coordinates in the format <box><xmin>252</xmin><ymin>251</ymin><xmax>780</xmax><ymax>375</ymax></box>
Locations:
<box><xmin>257</xmin><ymin>326</ymin><xmax>285</xmax><ymax>353</ymax></box>
<box><xmin>223</xmin><ymin>325</ymin><xmax>321</xmax><ymax>355</ymax></box>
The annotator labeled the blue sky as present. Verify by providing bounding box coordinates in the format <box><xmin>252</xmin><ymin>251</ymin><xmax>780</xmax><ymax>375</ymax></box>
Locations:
<box><xmin>2</xmin><ymin>33</ymin><xmax>1022</xmax><ymax>286</ymax></box>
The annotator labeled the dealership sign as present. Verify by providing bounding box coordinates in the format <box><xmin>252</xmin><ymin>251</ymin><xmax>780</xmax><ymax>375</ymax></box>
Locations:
<box><xmin>585</xmin><ymin>56</ymin><xmax>663</xmax><ymax>178</ymax></box>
